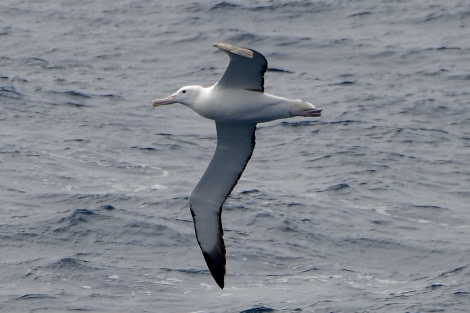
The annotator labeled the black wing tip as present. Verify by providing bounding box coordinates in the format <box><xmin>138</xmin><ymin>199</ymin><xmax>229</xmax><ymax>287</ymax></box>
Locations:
<box><xmin>202</xmin><ymin>249</ymin><xmax>226</xmax><ymax>289</ymax></box>
<box><xmin>189</xmin><ymin>204</ymin><xmax>227</xmax><ymax>289</ymax></box>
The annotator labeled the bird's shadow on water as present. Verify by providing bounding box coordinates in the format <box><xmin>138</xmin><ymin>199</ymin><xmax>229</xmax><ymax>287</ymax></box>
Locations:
<box><xmin>239</xmin><ymin>305</ymin><xmax>277</xmax><ymax>313</ymax></box>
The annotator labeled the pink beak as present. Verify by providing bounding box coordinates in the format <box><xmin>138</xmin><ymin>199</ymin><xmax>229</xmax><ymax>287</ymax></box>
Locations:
<box><xmin>152</xmin><ymin>93</ymin><xmax>176</xmax><ymax>107</ymax></box>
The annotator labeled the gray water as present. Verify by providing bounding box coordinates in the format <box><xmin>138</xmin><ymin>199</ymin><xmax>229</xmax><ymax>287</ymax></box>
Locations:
<box><xmin>1</xmin><ymin>0</ymin><xmax>469</xmax><ymax>312</ymax></box>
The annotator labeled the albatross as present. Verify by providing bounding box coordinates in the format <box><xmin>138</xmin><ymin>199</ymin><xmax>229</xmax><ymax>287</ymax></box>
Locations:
<box><xmin>152</xmin><ymin>43</ymin><xmax>321</xmax><ymax>289</ymax></box>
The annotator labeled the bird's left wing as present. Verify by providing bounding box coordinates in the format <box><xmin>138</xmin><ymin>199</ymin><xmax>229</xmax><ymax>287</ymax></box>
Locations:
<box><xmin>189</xmin><ymin>121</ymin><xmax>256</xmax><ymax>289</ymax></box>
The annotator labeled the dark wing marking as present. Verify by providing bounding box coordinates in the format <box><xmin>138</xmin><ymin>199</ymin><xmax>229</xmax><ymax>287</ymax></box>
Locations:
<box><xmin>213</xmin><ymin>42</ymin><xmax>268</xmax><ymax>92</ymax></box>
<box><xmin>189</xmin><ymin>121</ymin><xmax>256</xmax><ymax>288</ymax></box>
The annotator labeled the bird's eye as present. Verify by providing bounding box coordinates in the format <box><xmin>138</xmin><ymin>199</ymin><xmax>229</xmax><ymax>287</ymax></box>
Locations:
<box><xmin>182</xmin><ymin>90</ymin><xmax>186</xmax><ymax>94</ymax></box>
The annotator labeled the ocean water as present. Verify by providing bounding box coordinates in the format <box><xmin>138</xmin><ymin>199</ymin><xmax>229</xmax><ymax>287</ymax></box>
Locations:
<box><xmin>1</xmin><ymin>0</ymin><xmax>469</xmax><ymax>312</ymax></box>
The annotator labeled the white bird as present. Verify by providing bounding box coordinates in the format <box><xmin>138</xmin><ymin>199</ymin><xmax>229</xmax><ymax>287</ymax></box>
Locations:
<box><xmin>152</xmin><ymin>43</ymin><xmax>321</xmax><ymax>289</ymax></box>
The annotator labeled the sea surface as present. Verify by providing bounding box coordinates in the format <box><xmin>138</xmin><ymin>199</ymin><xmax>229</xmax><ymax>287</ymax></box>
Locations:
<box><xmin>1</xmin><ymin>0</ymin><xmax>469</xmax><ymax>312</ymax></box>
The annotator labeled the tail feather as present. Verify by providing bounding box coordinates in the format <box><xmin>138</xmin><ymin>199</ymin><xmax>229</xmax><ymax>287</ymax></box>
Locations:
<box><xmin>289</xmin><ymin>99</ymin><xmax>322</xmax><ymax>117</ymax></box>
<box><xmin>302</xmin><ymin>108</ymin><xmax>322</xmax><ymax>117</ymax></box>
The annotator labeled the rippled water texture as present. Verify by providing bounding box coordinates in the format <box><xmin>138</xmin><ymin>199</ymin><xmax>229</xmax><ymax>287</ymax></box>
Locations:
<box><xmin>1</xmin><ymin>0</ymin><xmax>469</xmax><ymax>312</ymax></box>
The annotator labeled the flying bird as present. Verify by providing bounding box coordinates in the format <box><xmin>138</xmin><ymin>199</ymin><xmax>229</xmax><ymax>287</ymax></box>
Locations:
<box><xmin>152</xmin><ymin>43</ymin><xmax>321</xmax><ymax>289</ymax></box>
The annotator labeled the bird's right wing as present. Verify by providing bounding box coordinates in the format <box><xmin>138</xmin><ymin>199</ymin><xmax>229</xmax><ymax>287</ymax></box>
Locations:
<box><xmin>213</xmin><ymin>43</ymin><xmax>267</xmax><ymax>92</ymax></box>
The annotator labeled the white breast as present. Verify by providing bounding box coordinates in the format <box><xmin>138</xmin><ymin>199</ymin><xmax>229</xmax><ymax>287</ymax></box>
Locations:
<box><xmin>192</xmin><ymin>86</ymin><xmax>293</xmax><ymax>123</ymax></box>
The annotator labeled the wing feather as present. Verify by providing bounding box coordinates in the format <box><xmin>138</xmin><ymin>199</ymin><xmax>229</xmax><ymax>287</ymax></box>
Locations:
<box><xmin>213</xmin><ymin>43</ymin><xmax>267</xmax><ymax>92</ymax></box>
<box><xmin>189</xmin><ymin>121</ymin><xmax>256</xmax><ymax>288</ymax></box>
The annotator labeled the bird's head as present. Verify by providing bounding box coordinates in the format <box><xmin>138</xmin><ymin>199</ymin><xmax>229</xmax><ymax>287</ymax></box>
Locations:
<box><xmin>152</xmin><ymin>85</ymin><xmax>204</xmax><ymax>108</ymax></box>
